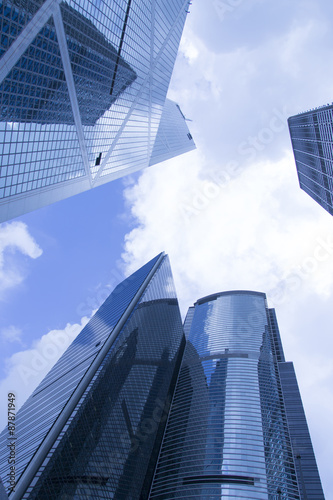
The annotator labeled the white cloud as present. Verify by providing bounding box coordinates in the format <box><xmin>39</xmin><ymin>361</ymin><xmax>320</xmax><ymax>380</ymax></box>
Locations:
<box><xmin>120</xmin><ymin>6</ymin><xmax>333</xmax><ymax>488</ymax></box>
<box><xmin>0</xmin><ymin>316</ymin><xmax>90</xmax><ymax>432</ymax></box>
<box><xmin>0</xmin><ymin>326</ymin><xmax>23</xmax><ymax>344</ymax></box>
<box><xmin>122</xmin><ymin>149</ymin><xmax>333</xmax><ymax>497</ymax></box>
<box><xmin>169</xmin><ymin>1</ymin><xmax>333</xmax><ymax>171</ymax></box>
<box><xmin>0</xmin><ymin>221</ymin><xmax>43</xmax><ymax>297</ymax></box>
<box><xmin>0</xmin><ymin>0</ymin><xmax>332</xmax><ymax>496</ymax></box>
<box><xmin>123</xmin><ymin>150</ymin><xmax>333</xmax><ymax>314</ymax></box>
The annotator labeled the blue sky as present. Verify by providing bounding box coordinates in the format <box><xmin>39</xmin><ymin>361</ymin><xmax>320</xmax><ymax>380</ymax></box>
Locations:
<box><xmin>1</xmin><ymin>0</ymin><xmax>333</xmax><ymax>497</ymax></box>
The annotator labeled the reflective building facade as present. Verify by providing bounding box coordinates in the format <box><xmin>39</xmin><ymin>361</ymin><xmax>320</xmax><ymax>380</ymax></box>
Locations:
<box><xmin>288</xmin><ymin>105</ymin><xmax>333</xmax><ymax>215</ymax></box>
<box><xmin>276</xmin><ymin>347</ymin><xmax>325</xmax><ymax>499</ymax></box>
<box><xmin>0</xmin><ymin>253</ymin><xmax>185</xmax><ymax>499</ymax></box>
<box><xmin>149</xmin><ymin>291</ymin><xmax>324</xmax><ymax>499</ymax></box>
<box><xmin>0</xmin><ymin>0</ymin><xmax>195</xmax><ymax>222</ymax></box>
<box><xmin>0</xmin><ymin>277</ymin><xmax>324</xmax><ymax>499</ymax></box>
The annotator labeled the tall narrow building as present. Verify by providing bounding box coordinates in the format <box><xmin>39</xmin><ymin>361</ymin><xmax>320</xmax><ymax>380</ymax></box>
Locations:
<box><xmin>149</xmin><ymin>291</ymin><xmax>325</xmax><ymax>499</ymax></box>
<box><xmin>288</xmin><ymin>105</ymin><xmax>333</xmax><ymax>215</ymax></box>
<box><xmin>0</xmin><ymin>253</ymin><xmax>185</xmax><ymax>499</ymax></box>
<box><xmin>0</xmin><ymin>0</ymin><xmax>195</xmax><ymax>222</ymax></box>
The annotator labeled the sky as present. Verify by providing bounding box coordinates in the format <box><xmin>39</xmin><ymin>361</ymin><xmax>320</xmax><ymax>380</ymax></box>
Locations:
<box><xmin>1</xmin><ymin>0</ymin><xmax>333</xmax><ymax>497</ymax></box>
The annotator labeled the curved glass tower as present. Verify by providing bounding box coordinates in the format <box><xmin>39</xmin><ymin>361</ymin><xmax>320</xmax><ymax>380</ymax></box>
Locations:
<box><xmin>149</xmin><ymin>291</ymin><xmax>301</xmax><ymax>499</ymax></box>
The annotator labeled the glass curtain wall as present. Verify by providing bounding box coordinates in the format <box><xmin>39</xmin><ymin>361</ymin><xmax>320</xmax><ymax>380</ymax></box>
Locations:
<box><xmin>149</xmin><ymin>291</ymin><xmax>300</xmax><ymax>499</ymax></box>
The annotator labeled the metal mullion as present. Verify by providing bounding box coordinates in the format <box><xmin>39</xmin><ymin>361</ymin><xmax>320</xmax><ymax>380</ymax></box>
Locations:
<box><xmin>52</xmin><ymin>5</ymin><xmax>92</xmax><ymax>186</ymax></box>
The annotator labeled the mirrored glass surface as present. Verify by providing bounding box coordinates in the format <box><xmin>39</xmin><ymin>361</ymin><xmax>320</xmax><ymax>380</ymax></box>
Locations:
<box><xmin>150</xmin><ymin>292</ymin><xmax>299</xmax><ymax>499</ymax></box>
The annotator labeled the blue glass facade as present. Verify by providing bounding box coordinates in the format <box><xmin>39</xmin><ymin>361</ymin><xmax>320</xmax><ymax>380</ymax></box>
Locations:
<box><xmin>0</xmin><ymin>0</ymin><xmax>195</xmax><ymax>221</ymax></box>
<box><xmin>269</xmin><ymin>308</ymin><xmax>325</xmax><ymax>500</ymax></box>
<box><xmin>149</xmin><ymin>99</ymin><xmax>195</xmax><ymax>167</ymax></box>
<box><xmin>149</xmin><ymin>291</ymin><xmax>302</xmax><ymax>499</ymax></box>
<box><xmin>0</xmin><ymin>253</ymin><xmax>185</xmax><ymax>499</ymax></box>
<box><xmin>278</xmin><ymin>363</ymin><xmax>325</xmax><ymax>500</ymax></box>
<box><xmin>288</xmin><ymin>105</ymin><xmax>333</xmax><ymax>215</ymax></box>
<box><xmin>1</xmin><ymin>1</ymin><xmax>137</xmax><ymax>126</ymax></box>
<box><xmin>0</xmin><ymin>477</ymin><xmax>7</xmax><ymax>500</ymax></box>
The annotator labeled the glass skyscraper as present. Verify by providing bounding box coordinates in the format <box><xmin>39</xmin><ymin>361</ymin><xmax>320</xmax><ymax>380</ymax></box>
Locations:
<box><xmin>288</xmin><ymin>105</ymin><xmax>333</xmax><ymax>215</ymax></box>
<box><xmin>149</xmin><ymin>291</ymin><xmax>324</xmax><ymax>499</ymax></box>
<box><xmin>0</xmin><ymin>0</ymin><xmax>195</xmax><ymax>222</ymax></box>
<box><xmin>0</xmin><ymin>273</ymin><xmax>324</xmax><ymax>499</ymax></box>
<box><xmin>0</xmin><ymin>253</ymin><xmax>185</xmax><ymax>499</ymax></box>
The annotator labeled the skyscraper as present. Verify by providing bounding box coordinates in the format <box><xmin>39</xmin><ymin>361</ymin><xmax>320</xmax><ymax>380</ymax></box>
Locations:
<box><xmin>0</xmin><ymin>253</ymin><xmax>185</xmax><ymax>499</ymax></box>
<box><xmin>288</xmin><ymin>105</ymin><xmax>333</xmax><ymax>216</ymax></box>
<box><xmin>0</xmin><ymin>0</ymin><xmax>195</xmax><ymax>222</ymax></box>
<box><xmin>149</xmin><ymin>291</ymin><xmax>324</xmax><ymax>499</ymax></box>
<box><xmin>0</xmin><ymin>272</ymin><xmax>324</xmax><ymax>499</ymax></box>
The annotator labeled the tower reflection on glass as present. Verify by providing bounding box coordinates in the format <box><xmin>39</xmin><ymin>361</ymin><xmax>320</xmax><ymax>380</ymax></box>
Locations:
<box><xmin>0</xmin><ymin>261</ymin><xmax>325</xmax><ymax>499</ymax></box>
<box><xmin>150</xmin><ymin>291</ymin><xmax>325</xmax><ymax>500</ymax></box>
<box><xmin>1</xmin><ymin>1</ymin><xmax>137</xmax><ymax>126</ymax></box>
<box><xmin>0</xmin><ymin>0</ymin><xmax>195</xmax><ymax>221</ymax></box>
<box><xmin>0</xmin><ymin>253</ymin><xmax>186</xmax><ymax>499</ymax></box>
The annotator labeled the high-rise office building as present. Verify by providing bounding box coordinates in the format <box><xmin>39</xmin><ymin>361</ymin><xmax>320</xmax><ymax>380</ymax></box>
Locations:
<box><xmin>0</xmin><ymin>0</ymin><xmax>195</xmax><ymax>222</ymax></box>
<box><xmin>0</xmin><ymin>253</ymin><xmax>185</xmax><ymax>499</ymax></box>
<box><xmin>0</xmin><ymin>478</ymin><xmax>7</xmax><ymax>500</ymax></box>
<box><xmin>0</xmin><ymin>272</ymin><xmax>324</xmax><ymax>499</ymax></box>
<box><xmin>277</xmin><ymin>353</ymin><xmax>325</xmax><ymax>499</ymax></box>
<box><xmin>149</xmin><ymin>291</ymin><xmax>324</xmax><ymax>499</ymax></box>
<box><xmin>288</xmin><ymin>105</ymin><xmax>333</xmax><ymax>215</ymax></box>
